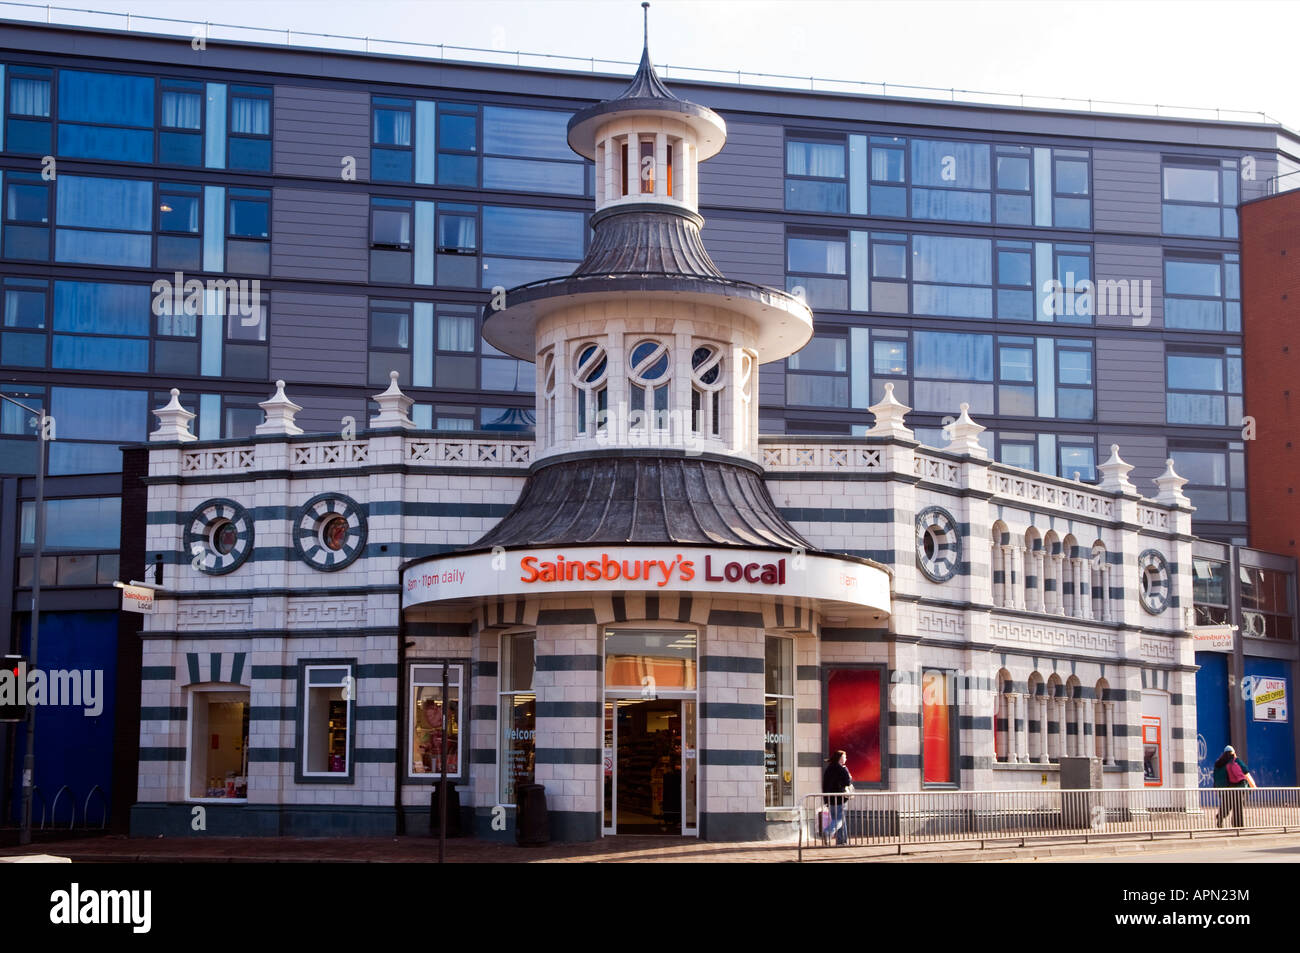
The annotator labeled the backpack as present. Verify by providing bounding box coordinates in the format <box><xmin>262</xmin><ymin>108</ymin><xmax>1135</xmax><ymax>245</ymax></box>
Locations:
<box><xmin>1226</xmin><ymin>760</ymin><xmax>1246</xmax><ymax>785</ymax></box>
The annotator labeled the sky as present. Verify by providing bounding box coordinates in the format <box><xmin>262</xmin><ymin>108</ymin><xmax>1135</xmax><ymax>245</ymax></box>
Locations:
<box><xmin>15</xmin><ymin>0</ymin><xmax>1300</xmax><ymax>129</ymax></box>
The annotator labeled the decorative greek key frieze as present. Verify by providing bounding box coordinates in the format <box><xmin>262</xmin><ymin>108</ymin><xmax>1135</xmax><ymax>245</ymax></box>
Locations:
<box><xmin>990</xmin><ymin>617</ymin><xmax>1119</xmax><ymax>655</ymax></box>
<box><xmin>286</xmin><ymin>599</ymin><xmax>369</xmax><ymax>628</ymax></box>
<box><xmin>1139</xmin><ymin>636</ymin><xmax>1176</xmax><ymax>662</ymax></box>
<box><xmin>175</xmin><ymin>599</ymin><xmax>255</xmax><ymax>629</ymax></box>
<box><xmin>917</xmin><ymin>608</ymin><xmax>965</xmax><ymax>637</ymax></box>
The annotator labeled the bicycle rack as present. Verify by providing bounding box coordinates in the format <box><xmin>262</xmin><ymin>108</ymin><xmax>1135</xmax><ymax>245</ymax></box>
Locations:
<box><xmin>83</xmin><ymin>785</ymin><xmax>109</xmax><ymax>830</ymax></box>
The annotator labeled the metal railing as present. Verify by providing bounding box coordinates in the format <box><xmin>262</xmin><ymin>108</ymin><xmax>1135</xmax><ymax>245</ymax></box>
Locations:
<box><xmin>0</xmin><ymin>1</ymin><xmax>1290</xmax><ymax>129</ymax></box>
<box><xmin>797</xmin><ymin>787</ymin><xmax>1300</xmax><ymax>861</ymax></box>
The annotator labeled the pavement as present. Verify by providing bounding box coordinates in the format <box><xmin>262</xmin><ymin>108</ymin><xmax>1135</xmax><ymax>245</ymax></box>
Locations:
<box><xmin>3</xmin><ymin>828</ymin><xmax>1300</xmax><ymax>863</ymax></box>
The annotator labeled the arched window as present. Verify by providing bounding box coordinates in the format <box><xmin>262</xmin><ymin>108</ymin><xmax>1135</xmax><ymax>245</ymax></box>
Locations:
<box><xmin>690</xmin><ymin>344</ymin><xmax>724</xmax><ymax>438</ymax></box>
<box><xmin>1062</xmin><ymin>534</ymin><xmax>1079</xmax><ymax>618</ymax></box>
<box><xmin>1091</xmin><ymin>539</ymin><xmax>1108</xmax><ymax>622</ymax></box>
<box><xmin>736</xmin><ymin>349</ymin><xmax>754</xmax><ymax>447</ymax></box>
<box><xmin>628</xmin><ymin>339</ymin><xmax>670</xmax><ymax>430</ymax></box>
<box><xmin>991</xmin><ymin>521</ymin><xmax>1011</xmax><ymax>608</ymax></box>
<box><xmin>574</xmin><ymin>342</ymin><xmax>608</xmax><ymax>437</ymax></box>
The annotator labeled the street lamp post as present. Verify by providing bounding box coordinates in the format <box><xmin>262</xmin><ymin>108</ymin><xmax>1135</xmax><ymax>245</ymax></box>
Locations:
<box><xmin>0</xmin><ymin>391</ymin><xmax>46</xmax><ymax>846</ymax></box>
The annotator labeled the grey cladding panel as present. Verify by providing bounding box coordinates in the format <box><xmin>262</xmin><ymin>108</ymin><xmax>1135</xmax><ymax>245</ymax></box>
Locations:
<box><xmin>1092</xmin><ymin>149</ymin><xmax>1161</xmax><ymax>234</ymax></box>
<box><xmin>698</xmin><ymin>120</ymin><xmax>784</xmax><ymax>211</ymax></box>
<box><xmin>270</xmin><ymin>291</ymin><xmax>367</xmax><ymax>386</ymax></box>
<box><xmin>758</xmin><ymin>363</ymin><xmax>784</xmax><ymax>407</ymax></box>
<box><xmin>292</xmin><ymin>393</ymin><xmax>370</xmax><ymax>436</ymax></box>
<box><xmin>1093</xmin><ymin>242</ymin><xmax>1163</xmax><ymax>329</ymax></box>
<box><xmin>1095</xmin><ymin>336</ymin><xmax>1165</xmax><ymax>424</ymax></box>
<box><xmin>274</xmin><ymin>85</ymin><xmax>371</xmax><ymax>180</ymax></box>
<box><xmin>701</xmin><ymin>216</ymin><xmax>784</xmax><ymax>286</ymax></box>
<box><xmin>272</xmin><ymin>187</ymin><xmax>370</xmax><ymax>282</ymax></box>
<box><xmin>1098</xmin><ymin>431</ymin><xmax>1167</xmax><ymax>491</ymax></box>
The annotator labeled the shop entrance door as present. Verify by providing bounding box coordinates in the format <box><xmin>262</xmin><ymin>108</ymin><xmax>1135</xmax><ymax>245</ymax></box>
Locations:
<box><xmin>603</xmin><ymin>698</ymin><xmax>697</xmax><ymax>835</ymax></box>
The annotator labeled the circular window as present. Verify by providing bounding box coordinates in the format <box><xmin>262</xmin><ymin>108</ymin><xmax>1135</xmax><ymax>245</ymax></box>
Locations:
<box><xmin>294</xmin><ymin>493</ymin><xmax>367</xmax><ymax>571</ymax></box>
<box><xmin>1138</xmin><ymin>549</ymin><xmax>1170</xmax><ymax>614</ymax></box>
<box><xmin>576</xmin><ymin>343</ymin><xmax>607</xmax><ymax>384</ymax></box>
<box><xmin>692</xmin><ymin>346</ymin><xmax>721</xmax><ymax>385</ymax></box>
<box><xmin>630</xmin><ymin>340</ymin><xmax>669</xmax><ymax>381</ymax></box>
<box><xmin>916</xmin><ymin>506</ymin><xmax>961</xmax><ymax>583</ymax></box>
<box><xmin>185</xmin><ymin>499</ymin><xmax>254</xmax><ymax>575</ymax></box>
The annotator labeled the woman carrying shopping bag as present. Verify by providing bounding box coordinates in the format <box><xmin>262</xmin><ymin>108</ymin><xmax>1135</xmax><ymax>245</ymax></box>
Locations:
<box><xmin>822</xmin><ymin>750</ymin><xmax>854</xmax><ymax>845</ymax></box>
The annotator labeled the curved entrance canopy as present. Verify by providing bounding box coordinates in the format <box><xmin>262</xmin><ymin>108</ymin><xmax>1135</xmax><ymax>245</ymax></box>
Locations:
<box><xmin>403</xmin><ymin>544</ymin><xmax>891</xmax><ymax>619</ymax></box>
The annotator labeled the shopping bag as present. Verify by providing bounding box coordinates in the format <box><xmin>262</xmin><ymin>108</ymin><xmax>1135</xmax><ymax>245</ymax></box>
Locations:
<box><xmin>1226</xmin><ymin>761</ymin><xmax>1246</xmax><ymax>785</ymax></box>
<box><xmin>817</xmin><ymin>805</ymin><xmax>831</xmax><ymax>833</ymax></box>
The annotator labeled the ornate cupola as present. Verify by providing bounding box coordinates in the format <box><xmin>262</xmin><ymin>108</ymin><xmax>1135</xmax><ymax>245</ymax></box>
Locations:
<box><xmin>475</xmin><ymin>6</ymin><xmax>814</xmax><ymax>551</ymax></box>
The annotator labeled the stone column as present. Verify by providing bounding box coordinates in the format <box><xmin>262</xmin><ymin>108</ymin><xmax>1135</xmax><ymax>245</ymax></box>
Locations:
<box><xmin>603</xmin><ymin>135</ymin><xmax>617</xmax><ymax>202</ymax></box>
<box><xmin>654</xmin><ymin>131</ymin><xmax>668</xmax><ymax>198</ymax></box>
<box><xmin>1070</xmin><ymin>557</ymin><xmax>1086</xmax><ymax>618</ymax></box>
<box><xmin>1008</xmin><ymin>544</ymin><xmax>1023</xmax><ymax>610</ymax></box>
<box><xmin>1016</xmin><ymin>694</ymin><xmax>1029</xmax><ymax>763</ymax></box>
<box><xmin>1051</xmin><ymin>553</ymin><xmax>1065</xmax><ymax>615</ymax></box>
<box><xmin>1037</xmin><ymin>694</ymin><xmax>1050</xmax><ymax>764</ymax></box>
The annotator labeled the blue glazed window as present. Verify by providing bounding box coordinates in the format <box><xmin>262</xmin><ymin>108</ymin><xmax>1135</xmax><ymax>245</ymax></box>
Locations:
<box><xmin>228</xmin><ymin>85</ymin><xmax>271</xmax><ymax>171</ymax></box>
<box><xmin>57</xmin><ymin>70</ymin><xmax>155</xmax><ymax>163</ymax></box>
<box><xmin>786</xmin><ymin>137</ymin><xmax>847</xmax><ymax>213</ymax></box>
<box><xmin>6</xmin><ymin>67</ymin><xmax>53</xmax><ymax>154</ymax></box>
<box><xmin>54</xmin><ymin>174</ymin><xmax>152</xmax><ymax>266</ymax></box>
<box><xmin>160</xmin><ymin>78</ymin><xmax>204</xmax><ymax>166</ymax></box>
<box><xmin>482</xmin><ymin>205</ymin><xmax>583</xmax><ymax>260</ymax></box>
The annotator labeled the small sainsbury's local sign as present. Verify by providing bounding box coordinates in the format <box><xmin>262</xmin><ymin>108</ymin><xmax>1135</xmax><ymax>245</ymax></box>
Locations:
<box><xmin>402</xmin><ymin>545</ymin><xmax>889</xmax><ymax>614</ymax></box>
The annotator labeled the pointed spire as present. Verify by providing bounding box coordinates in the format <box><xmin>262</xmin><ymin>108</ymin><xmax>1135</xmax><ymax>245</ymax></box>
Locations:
<box><xmin>867</xmin><ymin>382</ymin><xmax>913</xmax><ymax>439</ymax></box>
<box><xmin>255</xmin><ymin>380</ymin><xmax>304</xmax><ymax>436</ymax></box>
<box><xmin>1153</xmin><ymin>457</ymin><xmax>1192</xmax><ymax>508</ymax></box>
<box><xmin>1096</xmin><ymin>443</ymin><xmax>1136</xmax><ymax>494</ymax></box>
<box><xmin>370</xmin><ymin>370</ymin><xmax>415</xmax><ymax>430</ymax></box>
<box><xmin>614</xmin><ymin>2</ymin><xmax>679</xmax><ymax>102</ymax></box>
<box><xmin>943</xmin><ymin>403</ymin><xmax>988</xmax><ymax>459</ymax></box>
<box><xmin>150</xmin><ymin>388</ymin><xmax>197</xmax><ymax>442</ymax></box>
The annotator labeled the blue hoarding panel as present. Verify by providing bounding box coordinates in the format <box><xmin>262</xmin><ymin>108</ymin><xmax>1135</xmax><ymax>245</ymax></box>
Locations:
<box><xmin>1244</xmin><ymin>658</ymin><xmax>1295</xmax><ymax>787</ymax></box>
<box><xmin>1195</xmin><ymin>652</ymin><xmax>1231</xmax><ymax>788</ymax></box>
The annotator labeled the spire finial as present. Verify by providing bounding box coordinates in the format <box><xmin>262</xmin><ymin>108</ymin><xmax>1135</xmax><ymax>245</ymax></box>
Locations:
<box><xmin>643</xmin><ymin>1</ymin><xmax>650</xmax><ymax>47</ymax></box>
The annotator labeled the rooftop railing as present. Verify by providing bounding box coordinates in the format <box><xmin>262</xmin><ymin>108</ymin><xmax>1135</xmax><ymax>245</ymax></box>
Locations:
<box><xmin>0</xmin><ymin>1</ymin><xmax>1293</xmax><ymax>130</ymax></box>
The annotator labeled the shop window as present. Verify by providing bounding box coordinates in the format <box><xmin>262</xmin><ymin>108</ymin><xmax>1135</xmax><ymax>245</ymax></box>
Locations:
<box><xmin>19</xmin><ymin>496</ymin><xmax>121</xmax><ymax>552</ymax></box>
<box><xmin>825</xmin><ymin>667</ymin><xmax>882</xmax><ymax>784</ymax></box>
<box><xmin>922</xmin><ymin>669</ymin><xmax>956</xmax><ymax>785</ymax></box>
<box><xmin>1142</xmin><ymin>716</ymin><xmax>1162</xmax><ymax>786</ymax></box>
<box><xmin>764</xmin><ymin>636</ymin><xmax>795</xmax><ymax>808</ymax></box>
<box><xmin>499</xmin><ymin>633</ymin><xmax>535</xmax><ymax>804</ymax></box>
<box><xmin>605</xmin><ymin>629</ymin><xmax>697</xmax><ymax>693</ymax></box>
<box><xmin>785</xmin><ymin>135</ymin><xmax>847</xmax><ymax>213</ymax></box>
<box><xmin>1193</xmin><ymin>558</ymin><xmax>1231</xmax><ymax>625</ymax></box>
<box><xmin>411</xmin><ymin>663</ymin><xmax>461</xmax><ymax>779</ymax></box>
<box><xmin>188</xmin><ymin>689</ymin><xmax>249</xmax><ymax>800</ymax></box>
<box><xmin>302</xmin><ymin>664</ymin><xmax>354</xmax><ymax>779</ymax></box>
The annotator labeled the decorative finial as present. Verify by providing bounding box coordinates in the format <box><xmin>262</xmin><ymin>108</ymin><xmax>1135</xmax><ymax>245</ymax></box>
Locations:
<box><xmin>370</xmin><ymin>369</ymin><xmax>416</xmax><ymax>430</ymax></box>
<box><xmin>256</xmin><ymin>379</ymin><xmax>304</xmax><ymax>436</ymax></box>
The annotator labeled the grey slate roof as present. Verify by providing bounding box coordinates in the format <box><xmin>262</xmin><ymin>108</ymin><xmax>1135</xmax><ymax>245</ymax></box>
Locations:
<box><xmin>469</xmin><ymin>454</ymin><xmax>811</xmax><ymax>551</ymax></box>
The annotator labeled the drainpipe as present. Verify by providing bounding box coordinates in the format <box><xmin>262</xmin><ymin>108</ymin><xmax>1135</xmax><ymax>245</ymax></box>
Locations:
<box><xmin>395</xmin><ymin>606</ymin><xmax>409</xmax><ymax>835</ymax></box>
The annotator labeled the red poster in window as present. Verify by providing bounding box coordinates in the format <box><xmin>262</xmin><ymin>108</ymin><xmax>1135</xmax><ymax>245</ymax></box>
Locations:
<box><xmin>922</xmin><ymin>671</ymin><xmax>951</xmax><ymax>783</ymax></box>
<box><xmin>827</xmin><ymin>668</ymin><xmax>881</xmax><ymax>783</ymax></box>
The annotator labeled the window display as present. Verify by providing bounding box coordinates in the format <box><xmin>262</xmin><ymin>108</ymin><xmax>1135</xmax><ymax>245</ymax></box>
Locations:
<box><xmin>826</xmin><ymin>667</ymin><xmax>882</xmax><ymax>784</ymax></box>
<box><xmin>304</xmin><ymin>665</ymin><xmax>351</xmax><ymax>776</ymax></box>
<box><xmin>411</xmin><ymin>664</ymin><xmax>460</xmax><ymax>778</ymax></box>
<box><xmin>499</xmin><ymin>633</ymin><xmax>535</xmax><ymax>804</ymax></box>
<box><xmin>188</xmin><ymin>690</ymin><xmax>248</xmax><ymax>799</ymax></box>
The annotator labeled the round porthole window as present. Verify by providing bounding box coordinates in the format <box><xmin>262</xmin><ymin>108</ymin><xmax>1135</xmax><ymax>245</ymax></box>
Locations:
<box><xmin>185</xmin><ymin>499</ymin><xmax>254</xmax><ymax>575</ymax></box>
<box><xmin>294</xmin><ymin>493</ymin><xmax>367</xmax><ymax>571</ymax></box>
<box><xmin>1138</xmin><ymin>549</ymin><xmax>1170</xmax><ymax>614</ymax></box>
<box><xmin>916</xmin><ymin>506</ymin><xmax>961</xmax><ymax>583</ymax></box>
